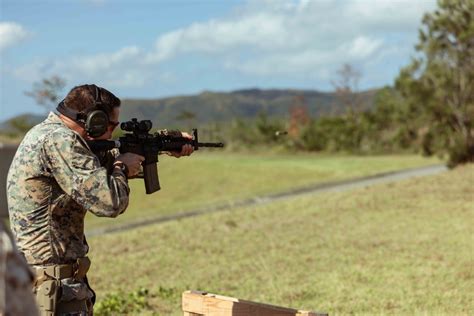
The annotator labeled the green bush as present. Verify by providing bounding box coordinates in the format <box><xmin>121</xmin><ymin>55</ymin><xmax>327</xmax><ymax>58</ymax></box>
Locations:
<box><xmin>446</xmin><ymin>134</ymin><xmax>474</xmax><ymax>168</ymax></box>
<box><xmin>94</xmin><ymin>287</ymin><xmax>151</xmax><ymax>316</ymax></box>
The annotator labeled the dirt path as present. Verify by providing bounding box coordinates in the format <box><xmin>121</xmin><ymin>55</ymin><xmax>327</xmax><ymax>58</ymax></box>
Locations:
<box><xmin>87</xmin><ymin>164</ymin><xmax>447</xmax><ymax>237</ymax></box>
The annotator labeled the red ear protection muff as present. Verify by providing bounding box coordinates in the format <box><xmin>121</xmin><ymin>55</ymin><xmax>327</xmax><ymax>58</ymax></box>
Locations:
<box><xmin>56</xmin><ymin>85</ymin><xmax>110</xmax><ymax>138</ymax></box>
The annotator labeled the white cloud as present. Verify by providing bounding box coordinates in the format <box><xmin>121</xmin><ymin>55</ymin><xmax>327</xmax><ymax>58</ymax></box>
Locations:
<box><xmin>144</xmin><ymin>0</ymin><xmax>436</xmax><ymax>78</ymax></box>
<box><xmin>223</xmin><ymin>36</ymin><xmax>381</xmax><ymax>77</ymax></box>
<box><xmin>65</xmin><ymin>46</ymin><xmax>142</xmax><ymax>75</ymax></box>
<box><xmin>347</xmin><ymin>37</ymin><xmax>383</xmax><ymax>59</ymax></box>
<box><xmin>10</xmin><ymin>0</ymin><xmax>437</xmax><ymax>89</ymax></box>
<box><xmin>345</xmin><ymin>0</ymin><xmax>435</xmax><ymax>31</ymax></box>
<box><xmin>0</xmin><ymin>22</ymin><xmax>30</xmax><ymax>51</ymax></box>
<box><xmin>11</xmin><ymin>46</ymin><xmax>147</xmax><ymax>88</ymax></box>
<box><xmin>145</xmin><ymin>12</ymin><xmax>289</xmax><ymax>64</ymax></box>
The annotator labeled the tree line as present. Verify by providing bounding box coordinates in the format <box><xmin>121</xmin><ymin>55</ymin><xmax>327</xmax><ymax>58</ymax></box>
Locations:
<box><xmin>5</xmin><ymin>0</ymin><xmax>473</xmax><ymax>167</ymax></box>
<box><xmin>222</xmin><ymin>0</ymin><xmax>473</xmax><ymax>167</ymax></box>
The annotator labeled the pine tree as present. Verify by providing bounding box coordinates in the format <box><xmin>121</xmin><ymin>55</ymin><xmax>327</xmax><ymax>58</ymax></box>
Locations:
<box><xmin>396</xmin><ymin>0</ymin><xmax>474</xmax><ymax>166</ymax></box>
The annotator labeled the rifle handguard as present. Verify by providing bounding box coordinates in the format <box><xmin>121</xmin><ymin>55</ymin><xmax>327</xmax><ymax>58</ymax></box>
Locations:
<box><xmin>88</xmin><ymin>119</ymin><xmax>224</xmax><ymax>194</ymax></box>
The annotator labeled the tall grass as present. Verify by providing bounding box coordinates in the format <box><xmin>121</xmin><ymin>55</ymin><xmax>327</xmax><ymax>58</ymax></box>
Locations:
<box><xmin>87</xmin><ymin>162</ymin><xmax>472</xmax><ymax>315</ymax></box>
<box><xmin>86</xmin><ymin>152</ymin><xmax>440</xmax><ymax>230</ymax></box>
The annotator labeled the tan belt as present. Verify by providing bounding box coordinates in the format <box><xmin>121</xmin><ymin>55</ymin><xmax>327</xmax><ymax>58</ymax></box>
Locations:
<box><xmin>33</xmin><ymin>257</ymin><xmax>91</xmax><ymax>286</ymax></box>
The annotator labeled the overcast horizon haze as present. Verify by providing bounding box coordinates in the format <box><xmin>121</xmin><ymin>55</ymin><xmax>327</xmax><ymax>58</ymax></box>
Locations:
<box><xmin>1</xmin><ymin>0</ymin><xmax>437</xmax><ymax>121</ymax></box>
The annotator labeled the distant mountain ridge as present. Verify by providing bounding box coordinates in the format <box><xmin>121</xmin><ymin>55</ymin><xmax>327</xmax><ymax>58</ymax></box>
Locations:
<box><xmin>119</xmin><ymin>88</ymin><xmax>378</xmax><ymax>128</ymax></box>
<box><xmin>0</xmin><ymin>113</ymin><xmax>46</xmax><ymax>132</ymax></box>
<box><xmin>1</xmin><ymin>88</ymin><xmax>379</xmax><ymax>133</ymax></box>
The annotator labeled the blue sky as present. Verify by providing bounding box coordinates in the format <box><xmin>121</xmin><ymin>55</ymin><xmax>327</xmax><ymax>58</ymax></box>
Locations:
<box><xmin>0</xmin><ymin>0</ymin><xmax>437</xmax><ymax>121</ymax></box>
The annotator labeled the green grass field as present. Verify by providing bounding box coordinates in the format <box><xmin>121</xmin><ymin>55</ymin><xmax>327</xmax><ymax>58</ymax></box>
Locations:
<box><xmin>87</xmin><ymin>159</ymin><xmax>472</xmax><ymax>315</ymax></box>
<box><xmin>85</xmin><ymin>152</ymin><xmax>441</xmax><ymax>230</ymax></box>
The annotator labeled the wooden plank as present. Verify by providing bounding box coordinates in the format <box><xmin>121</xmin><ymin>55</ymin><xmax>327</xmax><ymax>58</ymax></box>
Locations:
<box><xmin>182</xmin><ymin>291</ymin><xmax>328</xmax><ymax>316</ymax></box>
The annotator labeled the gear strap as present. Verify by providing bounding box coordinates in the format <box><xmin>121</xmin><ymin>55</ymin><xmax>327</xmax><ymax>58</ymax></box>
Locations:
<box><xmin>32</xmin><ymin>257</ymin><xmax>91</xmax><ymax>286</ymax></box>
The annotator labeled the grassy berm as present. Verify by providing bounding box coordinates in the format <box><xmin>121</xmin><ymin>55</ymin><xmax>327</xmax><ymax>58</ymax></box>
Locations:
<box><xmin>87</xmin><ymin>161</ymin><xmax>473</xmax><ymax>315</ymax></box>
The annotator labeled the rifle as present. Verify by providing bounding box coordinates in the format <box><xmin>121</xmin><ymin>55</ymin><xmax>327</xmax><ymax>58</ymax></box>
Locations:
<box><xmin>87</xmin><ymin>118</ymin><xmax>224</xmax><ymax>194</ymax></box>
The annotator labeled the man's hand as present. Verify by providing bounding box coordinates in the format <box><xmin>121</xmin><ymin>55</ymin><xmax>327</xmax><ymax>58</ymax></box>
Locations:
<box><xmin>166</xmin><ymin>132</ymin><xmax>194</xmax><ymax>158</ymax></box>
<box><xmin>115</xmin><ymin>153</ymin><xmax>145</xmax><ymax>177</ymax></box>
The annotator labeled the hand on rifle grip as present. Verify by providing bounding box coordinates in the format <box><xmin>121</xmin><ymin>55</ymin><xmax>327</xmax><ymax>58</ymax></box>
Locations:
<box><xmin>115</xmin><ymin>153</ymin><xmax>145</xmax><ymax>177</ymax></box>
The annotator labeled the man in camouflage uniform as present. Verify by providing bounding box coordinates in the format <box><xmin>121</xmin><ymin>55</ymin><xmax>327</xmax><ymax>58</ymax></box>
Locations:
<box><xmin>7</xmin><ymin>84</ymin><xmax>193</xmax><ymax>315</ymax></box>
<box><xmin>0</xmin><ymin>221</ymin><xmax>39</xmax><ymax>316</ymax></box>
<box><xmin>1</xmin><ymin>143</ymin><xmax>39</xmax><ymax>315</ymax></box>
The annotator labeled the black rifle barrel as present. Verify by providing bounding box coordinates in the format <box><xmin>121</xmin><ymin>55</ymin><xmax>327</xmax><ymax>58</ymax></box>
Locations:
<box><xmin>87</xmin><ymin>140</ymin><xmax>224</xmax><ymax>153</ymax></box>
<box><xmin>197</xmin><ymin>142</ymin><xmax>224</xmax><ymax>148</ymax></box>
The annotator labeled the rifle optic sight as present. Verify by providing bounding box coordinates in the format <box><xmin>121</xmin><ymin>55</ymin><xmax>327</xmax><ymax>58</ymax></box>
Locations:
<box><xmin>121</xmin><ymin>118</ymin><xmax>152</xmax><ymax>133</ymax></box>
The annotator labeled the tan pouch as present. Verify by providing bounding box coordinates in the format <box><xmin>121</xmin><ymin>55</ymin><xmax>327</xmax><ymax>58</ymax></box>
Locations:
<box><xmin>35</xmin><ymin>279</ymin><xmax>60</xmax><ymax>314</ymax></box>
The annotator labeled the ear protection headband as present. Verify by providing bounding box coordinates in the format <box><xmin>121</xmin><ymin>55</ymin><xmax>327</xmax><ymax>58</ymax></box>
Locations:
<box><xmin>57</xmin><ymin>85</ymin><xmax>110</xmax><ymax>138</ymax></box>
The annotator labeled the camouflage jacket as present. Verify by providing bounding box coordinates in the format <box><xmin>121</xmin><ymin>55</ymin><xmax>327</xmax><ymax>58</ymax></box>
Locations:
<box><xmin>7</xmin><ymin>112</ymin><xmax>130</xmax><ymax>265</ymax></box>
<box><xmin>0</xmin><ymin>221</ymin><xmax>39</xmax><ymax>316</ymax></box>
